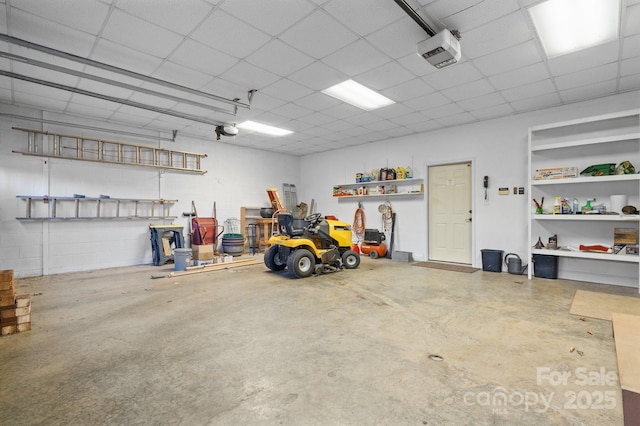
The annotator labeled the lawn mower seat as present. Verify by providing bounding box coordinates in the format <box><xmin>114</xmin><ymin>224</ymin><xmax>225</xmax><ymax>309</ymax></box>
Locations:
<box><xmin>278</xmin><ymin>213</ymin><xmax>305</xmax><ymax>237</ymax></box>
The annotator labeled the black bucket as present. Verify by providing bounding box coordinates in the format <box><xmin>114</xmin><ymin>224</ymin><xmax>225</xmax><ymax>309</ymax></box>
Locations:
<box><xmin>533</xmin><ymin>254</ymin><xmax>558</xmax><ymax>279</ymax></box>
<box><xmin>481</xmin><ymin>249</ymin><xmax>503</xmax><ymax>272</ymax></box>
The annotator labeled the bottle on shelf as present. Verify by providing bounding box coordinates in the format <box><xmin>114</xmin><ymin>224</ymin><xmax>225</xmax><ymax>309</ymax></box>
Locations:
<box><xmin>553</xmin><ymin>196</ymin><xmax>561</xmax><ymax>214</ymax></box>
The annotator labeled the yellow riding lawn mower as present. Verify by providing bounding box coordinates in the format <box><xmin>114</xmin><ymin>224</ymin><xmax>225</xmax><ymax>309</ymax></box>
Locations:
<box><xmin>264</xmin><ymin>212</ymin><xmax>360</xmax><ymax>278</ymax></box>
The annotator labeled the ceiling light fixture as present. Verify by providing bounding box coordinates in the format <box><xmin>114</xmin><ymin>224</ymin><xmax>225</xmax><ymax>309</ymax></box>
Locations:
<box><xmin>237</xmin><ymin>121</ymin><xmax>292</xmax><ymax>136</ymax></box>
<box><xmin>322</xmin><ymin>79</ymin><xmax>395</xmax><ymax>111</ymax></box>
<box><xmin>528</xmin><ymin>0</ymin><xmax>620</xmax><ymax>58</ymax></box>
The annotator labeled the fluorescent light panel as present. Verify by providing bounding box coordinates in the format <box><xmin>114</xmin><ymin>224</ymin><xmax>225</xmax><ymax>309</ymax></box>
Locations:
<box><xmin>237</xmin><ymin>121</ymin><xmax>292</xmax><ymax>136</ymax></box>
<box><xmin>529</xmin><ymin>0</ymin><xmax>620</xmax><ymax>58</ymax></box>
<box><xmin>321</xmin><ymin>79</ymin><xmax>395</xmax><ymax>111</ymax></box>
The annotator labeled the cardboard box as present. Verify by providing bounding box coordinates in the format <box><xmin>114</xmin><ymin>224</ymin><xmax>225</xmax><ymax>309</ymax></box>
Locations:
<box><xmin>15</xmin><ymin>294</ymin><xmax>30</xmax><ymax>308</ymax></box>
<box><xmin>0</xmin><ymin>269</ymin><xmax>13</xmax><ymax>283</ymax></box>
<box><xmin>1</xmin><ymin>324</ymin><xmax>17</xmax><ymax>335</ymax></box>
<box><xmin>17</xmin><ymin>314</ymin><xmax>31</xmax><ymax>324</ymax></box>
<box><xmin>192</xmin><ymin>244</ymin><xmax>215</xmax><ymax>260</ymax></box>
<box><xmin>0</xmin><ymin>290</ymin><xmax>16</xmax><ymax>307</ymax></box>
<box><xmin>534</xmin><ymin>167</ymin><xmax>578</xmax><ymax>180</ymax></box>
<box><xmin>615</xmin><ymin>228</ymin><xmax>638</xmax><ymax>245</ymax></box>
<box><xmin>194</xmin><ymin>259</ymin><xmax>214</xmax><ymax>266</ymax></box>
<box><xmin>17</xmin><ymin>322</ymin><xmax>31</xmax><ymax>333</ymax></box>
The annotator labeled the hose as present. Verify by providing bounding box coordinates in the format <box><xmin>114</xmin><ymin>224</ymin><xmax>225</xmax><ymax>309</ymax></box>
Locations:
<box><xmin>353</xmin><ymin>203</ymin><xmax>365</xmax><ymax>242</ymax></box>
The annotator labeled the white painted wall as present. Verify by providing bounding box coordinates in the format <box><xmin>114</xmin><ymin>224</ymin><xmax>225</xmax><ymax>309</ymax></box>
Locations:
<box><xmin>300</xmin><ymin>91</ymin><xmax>640</xmax><ymax>286</ymax></box>
<box><xmin>0</xmin><ymin>105</ymin><xmax>299</xmax><ymax>277</ymax></box>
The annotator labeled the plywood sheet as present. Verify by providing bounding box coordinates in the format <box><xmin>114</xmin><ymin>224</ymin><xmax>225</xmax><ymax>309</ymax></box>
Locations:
<box><xmin>570</xmin><ymin>290</ymin><xmax>640</xmax><ymax>321</ymax></box>
<box><xmin>611</xmin><ymin>312</ymin><xmax>640</xmax><ymax>394</ymax></box>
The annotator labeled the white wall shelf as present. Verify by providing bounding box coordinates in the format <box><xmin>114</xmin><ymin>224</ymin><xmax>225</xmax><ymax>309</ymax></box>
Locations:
<box><xmin>333</xmin><ymin>178</ymin><xmax>423</xmax><ymax>198</ymax></box>
<box><xmin>528</xmin><ymin>109</ymin><xmax>640</xmax><ymax>291</ymax></box>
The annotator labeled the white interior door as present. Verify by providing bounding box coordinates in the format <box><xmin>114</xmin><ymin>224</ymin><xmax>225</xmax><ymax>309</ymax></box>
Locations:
<box><xmin>428</xmin><ymin>162</ymin><xmax>472</xmax><ymax>264</ymax></box>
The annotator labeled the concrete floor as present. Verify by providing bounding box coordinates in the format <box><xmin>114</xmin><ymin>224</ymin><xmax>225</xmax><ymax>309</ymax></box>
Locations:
<box><xmin>0</xmin><ymin>256</ymin><xmax>636</xmax><ymax>425</ymax></box>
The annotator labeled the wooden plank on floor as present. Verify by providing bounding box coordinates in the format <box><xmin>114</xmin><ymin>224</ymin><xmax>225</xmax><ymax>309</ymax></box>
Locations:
<box><xmin>570</xmin><ymin>290</ymin><xmax>640</xmax><ymax>321</ymax></box>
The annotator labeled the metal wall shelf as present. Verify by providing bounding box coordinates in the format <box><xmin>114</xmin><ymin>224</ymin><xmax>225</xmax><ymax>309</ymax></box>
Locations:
<box><xmin>16</xmin><ymin>195</ymin><xmax>177</xmax><ymax>221</ymax></box>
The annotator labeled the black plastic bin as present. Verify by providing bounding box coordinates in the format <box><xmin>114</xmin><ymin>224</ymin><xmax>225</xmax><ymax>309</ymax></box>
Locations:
<box><xmin>533</xmin><ymin>254</ymin><xmax>558</xmax><ymax>279</ymax></box>
<box><xmin>481</xmin><ymin>249</ymin><xmax>503</xmax><ymax>272</ymax></box>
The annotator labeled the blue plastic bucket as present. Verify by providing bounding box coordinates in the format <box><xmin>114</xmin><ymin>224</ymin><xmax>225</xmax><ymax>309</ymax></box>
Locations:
<box><xmin>174</xmin><ymin>248</ymin><xmax>192</xmax><ymax>271</ymax></box>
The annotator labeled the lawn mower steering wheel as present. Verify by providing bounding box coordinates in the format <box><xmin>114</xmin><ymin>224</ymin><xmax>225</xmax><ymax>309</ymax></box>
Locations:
<box><xmin>304</xmin><ymin>213</ymin><xmax>322</xmax><ymax>224</ymax></box>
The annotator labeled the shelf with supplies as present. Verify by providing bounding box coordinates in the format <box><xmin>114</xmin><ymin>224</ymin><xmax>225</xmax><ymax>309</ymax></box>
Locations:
<box><xmin>333</xmin><ymin>178</ymin><xmax>424</xmax><ymax>198</ymax></box>
<box><xmin>16</xmin><ymin>195</ymin><xmax>177</xmax><ymax>220</ymax></box>
<box><xmin>527</xmin><ymin>108</ymin><xmax>640</xmax><ymax>290</ymax></box>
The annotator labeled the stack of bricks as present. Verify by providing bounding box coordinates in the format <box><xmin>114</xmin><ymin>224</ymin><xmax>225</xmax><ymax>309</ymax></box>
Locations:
<box><xmin>0</xmin><ymin>270</ymin><xmax>31</xmax><ymax>336</ymax></box>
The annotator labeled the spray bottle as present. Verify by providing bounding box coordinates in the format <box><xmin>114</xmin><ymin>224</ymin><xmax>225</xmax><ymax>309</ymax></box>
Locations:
<box><xmin>553</xmin><ymin>196</ymin><xmax>561</xmax><ymax>214</ymax></box>
<box><xmin>582</xmin><ymin>198</ymin><xmax>595</xmax><ymax>213</ymax></box>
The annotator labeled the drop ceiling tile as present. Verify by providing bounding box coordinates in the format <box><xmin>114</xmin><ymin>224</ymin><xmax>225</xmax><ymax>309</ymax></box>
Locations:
<box><xmin>457</xmin><ymin>92</ymin><xmax>506</xmax><ymax>111</ymax></box>
<box><xmin>102</xmin><ymin>9</ymin><xmax>185</xmax><ymax>58</ymax></box>
<box><xmin>288</xmin><ymin>61</ymin><xmax>347</xmax><ymax>91</ymax></box>
<box><xmin>435</xmin><ymin>112</ymin><xmax>476</xmax><ymax>127</ymax></box>
<box><xmin>619</xmin><ymin>74</ymin><xmax>640</xmax><ymax>91</ymax></box>
<box><xmin>422</xmin><ymin>0</ymin><xmax>487</xmax><ymax>20</ymax></box>
<box><xmin>168</xmin><ymin>40</ymin><xmax>239</xmax><ymax>76</ymax></box>
<box><xmin>322</xmin><ymin>40</ymin><xmax>391</xmax><ymax>76</ymax></box>
<box><xmin>297</xmin><ymin>111</ymin><xmax>336</xmax><ymax>126</ymax></box>
<box><xmin>405</xmin><ymin>119</ymin><xmax>444</xmax><ymax>133</ymax></box>
<box><xmin>13</xmin><ymin>91</ymin><xmax>69</xmax><ymax>111</ymax></box>
<box><xmin>90</xmin><ymin>39</ymin><xmax>164</xmax><ymax>76</ymax></box>
<box><xmin>422</xmin><ymin>102</ymin><xmax>464</xmax><ymax>119</ymax></box>
<box><xmin>64</xmin><ymin>101</ymin><xmax>119</xmax><ymax>120</ymax></box>
<box><xmin>323</xmin><ymin>0</ymin><xmax>405</xmax><ymax>36</ymax></box>
<box><xmin>320</xmin><ymin>103</ymin><xmax>364</xmax><ymax>119</ymax></box>
<box><xmin>301</xmin><ymin>126</ymin><xmax>334</xmax><ymax>138</ymax></box>
<box><xmin>325</xmin><ymin>120</ymin><xmax>356</xmax><ymax>132</ymax></box>
<box><xmin>115</xmin><ymin>0</ymin><xmax>211</xmax><ymax>35</ymax></box>
<box><xmin>260</xmin><ymin>79</ymin><xmax>314</xmax><ymax>103</ymax></box>
<box><xmin>110</xmin><ymin>107</ymin><xmax>161</xmax><ymax>125</ymax></box>
<box><xmin>219</xmin><ymin>61</ymin><xmax>280</xmax><ymax>90</ymax></box>
<box><xmin>366</xmin><ymin>119</ymin><xmax>395</xmax><ymax>132</ymax></box>
<box><xmin>242</xmin><ymin>91</ymin><xmax>286</xmax><ymax>111</ymax></box>
<box><xmin>9</xmin><ymin>10</ymin><xmax>97</xmax><ymax>57</ymax></box>
<box><xmin>378</xmin><ymin>126</ymin><xmax>414</xmax><ymax>138</ymax></box>
<box><xmin>421</xmin><ymin>61</ymin><xmax>483</xmax><ymax>90</ymax></box>
<box><xmin>621</xmin><ymin>56</ymin><xmax>640</xmax><ymax>76</ymax></box>
<box><xmin>389</xmin><ymin>111</ymin><xmax>429</xmax><ymax>126</ymax></box>
<box><xmin>293</xmin><ymin>92</ymin><xmax>342</xmax><ymax>111</ymax></box>
<box><xmin>271</xmin><ymin>102</ymin><xmax>314</xmax><ymax>119</ymax></box>
<box><xmin>559</xmin><ymin>79</ymin><xmax>618</xmax><ymax>103</ymax></box>
<box><xmin>437</xmin><ymin>0</ymin><xmax>520</xmax><ymax>33</ymax></box>
<box><xmin>11</xmin><ymin>0</ymin><xmax>110</xmax><ymax>35</ymax></box>
<box><xmin>403</xmin><ymin>92</ymin><xmax>451</xmax><ymax>111</ymax></box>
<box><xmin>219</xmin><ymin>0</ymin><xmax>315</xmax><ymax>36</ymax></box>
<box><xmin>469</xmin><ymin>103</ymin><xmax>515</xmax><ymax>120</ymax></box>
<box><xmin>382</xmin><ymin>78</ymin><xmax>435</xmax><ymax>102</ymax></box>
<box><xmin>152</xmin><ymin>61</ymin><xmax>214</xmax><ymax>90</ymax></box>
<box><xmin>342</xmin><ymin>126</ymin><xmax>370</xmax><ymax>137</ymax></box>
<box><xmin>624</xmin><ymin>3</ymin><xmax>640</xmax><ymax>36</ymax></box>
<box><xmin>510</xmin><ymin>92</ymin><xmax>562</xmax><ymax>113</ymax></box>
<box><xmin>372</xmin><ymin>103</ymin><xmax>414</xmax><ymax>120</ymax></box>
<box><xmin>488</xmin><ymin>62</ymin><xmax>549</xmax><ymax>91</ymax></box>
<box><xmin>199</xmin><ymin>78</ymin><xmax>249</xmax><ymax>102</ymax></box>
<box><xmin>473</xmin><ymin>41</ymin><xmax>542</xmax><ymax>76</ymax></box>
<box><xmin>548</xmin><ymin>41</ymin><xmax>620</xmax><ymax>76</ymax></box>
<box><xmin>279</xmin><ymin>10</ymin><xmax>358</xmax><ymax>59</ymax></box>
<box><xmin>356</xmin><ymin>61</ymin><xmax>416</xmax><ymax>91</ymax></box>
<box><xmin>343</xmin><ymin>112</ymin><xmax>384</xmax><ymax>126</ymax></box>
<box><xmin>280</xmin><ymin>119</ymin><xmax>315</xmax><ymax>133</ymax></box>
<box><xmin>245</xmin><ymin>39</ymin><xmax>315</xmax><ymax>76</ymax></box>
<box><xmin>501</xmin><ymin>79</ymin><xmax>556</xmax><ymax>103</ymax></box>
<box><xmin>11</xmin><ymin>62</ymin><xmax>80</xmax><ymax>87</ymax></box>
<box><xmin>365</xmin><ymin>16</ymin><xmax>427</xmax><ymax>60</ymax></box>
<box><xmin>65</xmin><ymin>93</ymin><xmax>121</xmax><ymax>111</ymax></box>
<box><xmin>127</xmin><ymin>92</ymin><xmax>178</xmax><ymax>110</ymax></box>
<box><xmin>555</xmin><ymin>63</ymin><xmax>619</xmax><ymax>91</ymax></box>
<box><xmin>190</xmin><ymin>10</ymin><xmax>271</xmax><ymax>58</ymax></box>
<box><xmin>440</xmin><ymin>78</ymin><xmax>495</xmax><ymax>102</ymax></box>
<box><xmin>460</xmin><ymin>11</ymin><xmax>533</xmax><ymax>59</ymax></box>
<box><xmin>623</xmin><ymin>34</ymin><xmax>640</xmax><ymax>58</ymax></box>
